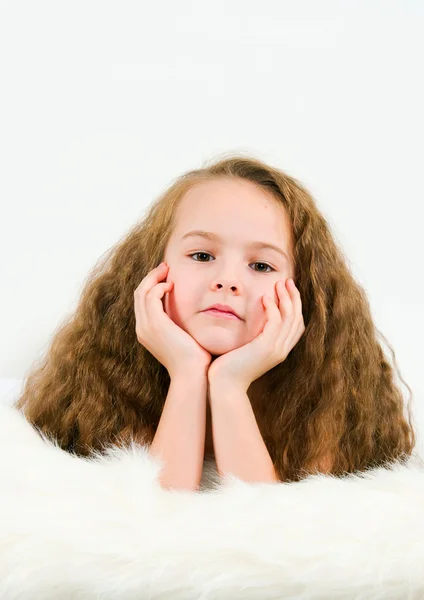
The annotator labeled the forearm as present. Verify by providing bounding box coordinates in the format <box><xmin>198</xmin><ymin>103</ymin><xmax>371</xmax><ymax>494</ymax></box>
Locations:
<box><xmin>208</xmin><ymin>379</ymin><xmax>278</xmax><ymax>483</ymax></box>
<box><xmin>149</xmin><ymin>370</ymin><xmax>208</xmax><ymax>492</ymax></box>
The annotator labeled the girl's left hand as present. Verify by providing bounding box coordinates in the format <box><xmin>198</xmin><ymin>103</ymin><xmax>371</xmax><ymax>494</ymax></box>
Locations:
<box><xmin>207</xmin><ymin>278</ymin><xmax>306</xmax><ymax>391</ymax></box>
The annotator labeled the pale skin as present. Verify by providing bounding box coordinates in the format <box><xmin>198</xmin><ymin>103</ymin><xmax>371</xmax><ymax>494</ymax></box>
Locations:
<box><xmin>160</xmin><ymin>177</ymin><xmax>313</xmax><ymax>482</ymax></box>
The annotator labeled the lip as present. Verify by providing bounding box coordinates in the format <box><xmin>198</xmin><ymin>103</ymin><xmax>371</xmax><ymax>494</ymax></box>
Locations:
<box><xmin>202</xmin><ymin>309</ymin><xmax>240</xmax><ymax>320</ymax></box>
<box><xmin>202</xmin><ymin>304</ymin><xmax>242</xmax><ymax>320</ymax></box>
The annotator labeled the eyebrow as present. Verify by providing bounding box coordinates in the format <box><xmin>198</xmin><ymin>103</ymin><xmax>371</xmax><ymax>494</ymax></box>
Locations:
<box><xmin>181</xmin><ymin>230</ymin><xmax>289</xmax><ymax>262</ymax></box>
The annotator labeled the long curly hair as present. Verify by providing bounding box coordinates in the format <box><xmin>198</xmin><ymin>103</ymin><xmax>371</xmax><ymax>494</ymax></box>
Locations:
<box><xmin>14</xmin><ymin>153</ymin><xmax>417</xmax><ymax>483</ymax></box>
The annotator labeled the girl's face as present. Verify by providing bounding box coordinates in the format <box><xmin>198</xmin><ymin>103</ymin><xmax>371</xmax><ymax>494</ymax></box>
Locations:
<box><xmin>162</xmin><ymin>177</ymin><xmax>295</xmax><ymax>358</ymax></box>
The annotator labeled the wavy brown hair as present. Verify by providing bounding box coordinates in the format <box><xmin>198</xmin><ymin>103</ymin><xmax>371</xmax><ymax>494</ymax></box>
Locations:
<box><xmin>14</xmin><ymin>153</ymin><xmax>418</xmax><ymax>483</ymax></box>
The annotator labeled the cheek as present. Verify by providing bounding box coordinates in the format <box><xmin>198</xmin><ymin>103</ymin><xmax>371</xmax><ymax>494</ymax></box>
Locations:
<box><xmin>163</xmin><ymin>275</ymin><xmax>195</xmax><ymax>319</ymax></box>
<box><xmin>241</xmin><ymin>298</ymin><xmax>267</xmax><ymax>338</ymax></box>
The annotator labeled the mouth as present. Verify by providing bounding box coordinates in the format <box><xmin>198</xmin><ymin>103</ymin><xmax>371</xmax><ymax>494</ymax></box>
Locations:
<box><xmin>202</xmin><ymin>309</ymin><xmax>240</xmax><ymax>320</ymax></box>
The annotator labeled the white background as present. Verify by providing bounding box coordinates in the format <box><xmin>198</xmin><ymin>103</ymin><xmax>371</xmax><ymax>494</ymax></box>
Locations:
<box><xmin>0</xmin><ymin>1</ymin><xmax>422</xmax><ymax>430</ymax></box>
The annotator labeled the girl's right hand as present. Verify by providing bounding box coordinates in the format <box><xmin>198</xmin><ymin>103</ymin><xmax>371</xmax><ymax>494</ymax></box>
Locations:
<box><xmin>134</xmin><ymin>262</ymin><xmax>212</xmax><ymax>379</ymax></box>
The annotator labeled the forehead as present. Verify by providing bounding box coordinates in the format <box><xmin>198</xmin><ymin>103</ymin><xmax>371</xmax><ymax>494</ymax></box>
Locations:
<box><xmin>173</xmin><ymin>178</ymin><xmax>290</xmax><ymax>239</ymax></box>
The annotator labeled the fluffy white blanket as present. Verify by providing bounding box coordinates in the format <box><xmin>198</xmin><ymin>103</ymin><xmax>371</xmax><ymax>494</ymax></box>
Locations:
<box><xmin>1</xmin><ymin>402</ymin><xmax>424</xmax><ymax>599</ymax></box>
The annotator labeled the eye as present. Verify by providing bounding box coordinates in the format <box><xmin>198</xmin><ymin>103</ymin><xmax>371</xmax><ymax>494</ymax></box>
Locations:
<box><xmin>188</xmin><ymin>252</ymin><xmax>275</xmax><ymax>273</ymax></box>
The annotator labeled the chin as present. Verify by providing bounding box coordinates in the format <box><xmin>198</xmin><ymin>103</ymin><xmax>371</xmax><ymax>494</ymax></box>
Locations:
<box><xmin>196</xmin><ymin>335</ymin><xmax>242</xmax><ymax>357</ymax></box>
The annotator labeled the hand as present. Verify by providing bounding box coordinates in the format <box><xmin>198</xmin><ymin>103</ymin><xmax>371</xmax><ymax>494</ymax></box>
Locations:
<box><xmin>207</xmin><ymin>278</ymin><xmax>306</xmax><ymax>391</ymax></box>
<box><xmin>134</xmin><ymin>262</ymin><xmax>212</xmax><ymax>379</ymax></box>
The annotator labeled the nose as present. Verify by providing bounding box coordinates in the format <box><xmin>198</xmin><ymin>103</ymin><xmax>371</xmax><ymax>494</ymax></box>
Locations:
<box><xmin>211</xmin><ymin>264</ymin><xmax>243</xmax><ymax>294</ymax></box>
<box><xmin>213</xmin><ymin>276</ymin><xmax>240</xmax><ymax>293</ymax></box>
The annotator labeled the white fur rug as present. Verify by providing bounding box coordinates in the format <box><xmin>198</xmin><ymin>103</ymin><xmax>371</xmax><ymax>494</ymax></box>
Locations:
<box><xmin>1</xmin><ymin>403</ymin><xmax>424</xmax><ymax>599</ymax></box>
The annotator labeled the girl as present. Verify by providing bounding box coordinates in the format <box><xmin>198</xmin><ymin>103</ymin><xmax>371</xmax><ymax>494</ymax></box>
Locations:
<box><xmin>14</xmin><ymin>155</ymin><xmax>416</xmax><ymax>491</ymax></box>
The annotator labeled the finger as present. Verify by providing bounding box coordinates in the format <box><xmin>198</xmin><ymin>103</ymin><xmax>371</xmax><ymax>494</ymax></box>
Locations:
<box><xmin>269</xmin><ymin>283</ymin><xmax>297</xmax><ymax>354</ymax></box>
<box><xmin>144</xmin><ymin>281</ymin><xmax>173</xmax><ymax>327</ymax></box>
<box><xmin>262</xmin><ymin>293</ymin><xmax>280</xmax><ymax>318</ymax></box>
<box><xmin>282</xmin><ymin>280</ymin><xmax>305</xmax><ymax>340</ymax></box>
<box><xmin>294</xmin><ymin>318</ymin><xmax>306</xmax><ymax>342</ymax></box>
<box><xmin>288</xmin><ymin>287</ymin><xmax>305</xmax><ymax>344</ymax></box>
<box><xmin>283</xmin><ymin>320</ymin><xmax>305</xmax><ymax>359</ymax></box>
<box><xmin>134</xmin><ymin>263</ymin><xmax>169</xmax><ymax>318</ymax></box>
<box><xmin>276</xmin><ymin>280</ymin><xmax>294</xmax><ymax>320</ymax></box>
<box><xmin>260</xmin><ymin>295</ymin><xmax>281</xmax><ymax>340</ymax></box>
<box><xmin>134</xmin><ymin>263</ymin><xmax>169</xmax><ymax>296</ymax></box>
<box><xmin>286</xmin><ymin>280</ymin><xmax>304</xmax><ymax>334</ymax></box>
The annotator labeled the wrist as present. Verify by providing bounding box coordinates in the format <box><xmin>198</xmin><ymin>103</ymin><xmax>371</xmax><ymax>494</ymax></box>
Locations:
<box><xmin>208</xmin><ymin>373</ymin><xmax>248</xmax><ymax>395</ymax></box>
<box><xmin>171</xmin><ymin>364</ymin><xmax>209</xmax><ymax>382</ymax></box>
